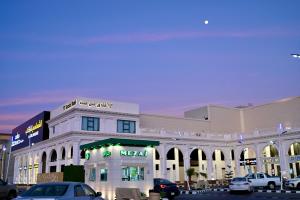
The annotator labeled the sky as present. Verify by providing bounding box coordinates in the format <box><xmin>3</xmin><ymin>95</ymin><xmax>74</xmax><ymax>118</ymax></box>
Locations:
<box><xmin>0</xmin><ymin>0</ymin><xmax>300</xmax><ymax>133</ymax></box>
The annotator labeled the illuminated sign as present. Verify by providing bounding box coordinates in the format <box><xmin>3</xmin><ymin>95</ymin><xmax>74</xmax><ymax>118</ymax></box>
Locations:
<box><xmin>262</xmin><ymin>157</ymin><xmax>280</xmax><ymax>164</ymax></box>
<box><xmin>240</xmin><ymin>158</ymin><xmax>257</xmax><ymax>166</ymax></box>
<box><xmin>63</xmin><ymin>99</ymin><xmax>77</xmax><ymax>110</ymax></box>
<box><xmin>85</xmin><ymin>151</ymin><xmax>91</xmax><ymax>160</ymax></box>
<box><xmin>79</xmin><ymin>100</ymin><xmax>113</xmax><ymax>109</ymax></box>
<box><xmin>103</xmin><ymin>151</ymin><xmax>112</xmax><ymax>158</ymax></box>
<box><xmin>12</xmin><ymin>111</ymin><xmax>50</xmax><ymax>151</ymax></box>
<box><xmin>120</xmin><ymin>150</ymin><xmax>148</xmax><ymax>157</ymax></box>
<box><xmin>289</xmin><ymin>155</ymin><xmax>300</xmax><ymax>163</ymax></box>
<box><xmin>25</xmin><ymin>120</ymin><xmax>43</xmax><ymax>134</ymax></box>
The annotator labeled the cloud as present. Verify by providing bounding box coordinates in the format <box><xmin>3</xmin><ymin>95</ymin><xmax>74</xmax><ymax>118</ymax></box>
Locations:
<box><xmin>0</xmin><ymin>124</ymin><xmax>15</xmax><ymax>133</ymax></box>
<box><xmin>0</xmin><ymin>113</ymin><xmax>34</xmax><ymax>121</ymax></box>
<box><xmin>2</xmin><ymin>28</ymin><xmax>299</xmax><ymax>47</ymax></box>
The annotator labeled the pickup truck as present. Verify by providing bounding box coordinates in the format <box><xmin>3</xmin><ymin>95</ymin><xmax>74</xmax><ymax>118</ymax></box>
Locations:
<box><xmin>286</xmin><ymin>175</ymin><xmax>300</xmax><ymax>189</ymax></box>
<box><xmin>0</xmin><ymin>179</ymin><xmax>18</xmax><ymax>199</ymax></box>
<box><xmin>245</xmin><ymin>173</ymin><xmax>281</xmax><ymax>189</ymax></box>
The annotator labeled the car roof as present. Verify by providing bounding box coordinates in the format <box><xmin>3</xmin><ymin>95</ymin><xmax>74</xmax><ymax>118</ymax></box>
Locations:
<box><xmin>34</xmin><ymin>182</ymin><xmax>84</xmax><ymax>185</ymax></box>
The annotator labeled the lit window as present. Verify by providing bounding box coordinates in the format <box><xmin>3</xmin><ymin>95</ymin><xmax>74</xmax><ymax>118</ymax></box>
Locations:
<box><xmin>100</xmin><ymin>168</ymin><xmax>108</xmax><ymax>181</ymax></box>
<box><xmin>117</xmin><ymin>120</ymin><xmax>136</xmax><ymax>133</ymax></box>
<box><xmin>121</xmin><ymin>166</ymin><xmax>144</xmax><ymax>181</ymax></box>
<box><xmin>82</xmin><ymin>117</ymin><xmax>99</xmax><ymax>131</ymax></box>
<box><xmin>89</xmin><ymin>168</ymin><xmax>96</xmax><ymax>182</ymax></box>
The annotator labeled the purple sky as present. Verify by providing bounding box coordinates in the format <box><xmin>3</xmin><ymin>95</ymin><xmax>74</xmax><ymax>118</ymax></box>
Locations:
<box><xmin>0</xmin><ymin>0</ymin><xmax>300</xmax><ymax>133</ymax></box>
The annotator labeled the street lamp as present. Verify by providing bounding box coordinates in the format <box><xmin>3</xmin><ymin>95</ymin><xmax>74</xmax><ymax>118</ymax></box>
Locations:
<box><xmin>291</xmin><ymin>53</ymin><xmax>300</xmax><ymax>58</ymax></box>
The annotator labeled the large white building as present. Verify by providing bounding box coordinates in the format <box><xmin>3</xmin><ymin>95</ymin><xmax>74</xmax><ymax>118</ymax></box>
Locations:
<box><xmin>12</xmin><ymin>97</ymin><xmax>300</xmax><ymax>189</ymax></box>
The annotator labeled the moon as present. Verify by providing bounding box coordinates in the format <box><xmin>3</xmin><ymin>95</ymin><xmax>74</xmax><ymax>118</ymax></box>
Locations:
<box><xmin>204</xmin><ymin>20</ymin><xmax>209</xmax><ymax>25</ymax></box>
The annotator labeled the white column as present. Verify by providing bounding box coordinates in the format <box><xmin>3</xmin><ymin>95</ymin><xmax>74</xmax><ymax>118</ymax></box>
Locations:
<box><xmin>174</xmin><ymin>148</ymin><xmax>179</xmax><ymax>181</ymax></box>
<box><xmin>56</xmin><ymin>147</ymin><xmax>60</xmax><ymax>172</ymax></box>
<box><xmin>183</xmin><ymin>146</ymin><xmax>190</xmax><ymax>183</ymax></box>
<box><xmin>234</xmin><ymin>148</ymin><xmax>241</xmax><ymax>177</ymax></box>
<box><xmin>72</xmin><ymin>141</ymin><xmax>80</xmax><ymax>165</ymax></box>
<box><xmin>159</xmin><ymin>144</ymin><xmax>167</xmax><ymax>179</ymax></box>
<box><xmin>206</xmin><ymin>149</ymin><xmax>213</xmax><ymax>180</ymax></box>
<box><xmin>255</xmin><ymin>145</ymin><xmax>262</xmax><ymax>173</ymax></box>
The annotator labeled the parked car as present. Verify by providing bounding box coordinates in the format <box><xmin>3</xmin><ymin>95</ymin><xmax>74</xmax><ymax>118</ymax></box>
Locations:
<box><xmin>286</xmin><ymin>176</ymin><xmax>300</xmax><ymax>190</ymax></box>
<box><xmin>229</xmin><ymin>177</ymin><xmax>253</xmax><ymax>193</ymax></box>
<box><xmin>14</xmin><ymin>182</ymin><xmax>103</xmax><ymax>200</ymax></box>
<box><xmin>153</xmin><ymin>178</ymin><xmax>180</xmax><ymax>199</ymax></box>
<box><xmin>0</xmin><ymin>179</ymin><xmax>17</xmax><ymax>200</ymax></box>
<box><xmin>245</xmin><ymin>172</ymin><xmax>281</xmax><ymax>189</ymax></box>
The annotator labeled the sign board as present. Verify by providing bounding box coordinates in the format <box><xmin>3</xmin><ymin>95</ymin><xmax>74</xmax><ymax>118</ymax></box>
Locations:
<box><xmin>289</xmin><ymin>155</ymin><xmax>300</xmax><ymax>163</ymax></box>
<box><xmin>262</xmin><ymin>157</ymin><xmax>280</xmax><ymax>164</ymax></box>
<box><xmin>11</xmin><ymin>111</ymin><xmax>50</xmax><ymax>151</ymax></box>
<box><xmin>240</xmin><ymin>158</ymin><xmax>257</xmax><ymax>166</ymax></box>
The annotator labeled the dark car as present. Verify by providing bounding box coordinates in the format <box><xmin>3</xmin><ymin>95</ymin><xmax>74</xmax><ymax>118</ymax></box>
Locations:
<box><xmin>14</xmin><ymin>182</ymin><xmax>103</xmax><ymax>200</ymax></box>
<box><xmin>153</xmin><ymin>178</ymin><xmax>180</xmax><ymax>199</ymax></box>
<box><xmin>0</xmin><ymin>179</ymin><xmax>17</xmax><ymax>200</ymax></box>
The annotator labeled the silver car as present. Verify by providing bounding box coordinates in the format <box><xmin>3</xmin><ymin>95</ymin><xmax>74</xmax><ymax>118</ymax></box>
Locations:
<box><xmin>229</xmin><ymin>177</ymin><xmax>253</xmax><ymax>193</ymax></box>
<box><xmin>14</xmin><ymin>182</ymin><xmax>104</xmax><ymax>200</ymax></box>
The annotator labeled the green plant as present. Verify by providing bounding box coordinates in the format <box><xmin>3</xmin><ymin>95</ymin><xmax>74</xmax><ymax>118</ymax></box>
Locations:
<box><xmin>186</xmin><ymin>167</ymin><xmax>197</xmax><ymax>182</ymax></box>
<box><xmin>224</xmin><ymin>165</ymin><xmax>233</xmax><ymax>180</ymax></box>
<box><xmin>198</xmin><ymin>172</ymin><xmax>207</xmax><ymax>179</ymax></box>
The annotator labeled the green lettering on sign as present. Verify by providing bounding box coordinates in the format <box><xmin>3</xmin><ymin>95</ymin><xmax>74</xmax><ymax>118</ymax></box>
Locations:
<box><xmin>103</xmin><ymin>151</ymin><xmax>111</xmax><ymax>158</ymax></box>
<box><xmin>85</xmin><ymin>151</ymin><xmax>91</xmax><ymax>160</ymax></box>
<box><xmin>120</xmin><ymin>150</ymin><xmax>148</xmax><ymax>157</ymax></box>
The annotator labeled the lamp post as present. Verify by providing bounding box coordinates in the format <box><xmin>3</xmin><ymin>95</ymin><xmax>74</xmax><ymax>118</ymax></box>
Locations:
<box><xmin>291</xmin><ymin>53</ymin><xmax>300</xmax><ymax>58</ymax></box>
<box><xmin>276</xmin><ymin>123</ymin><xmax>287</xmax><ymax>191</ymax></box>
<box><xmin>1</xmin><ymin>145</ymin><xmax>6</xmax><ymax>179</ymax></box>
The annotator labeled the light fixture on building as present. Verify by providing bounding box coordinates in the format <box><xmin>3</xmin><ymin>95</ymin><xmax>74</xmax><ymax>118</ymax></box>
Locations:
<box><xmin>291</xmin><ymin>53</ymin><xmax>300</xmax><ymax>58</ymax></box>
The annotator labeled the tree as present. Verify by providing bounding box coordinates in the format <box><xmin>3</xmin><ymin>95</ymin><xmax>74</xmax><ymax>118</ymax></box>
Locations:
<box><xmin>224</xmin><ymin>165</ymin><xmax>233</xmax><ymax>180</ymax></box>
<box><xmin>186</xmin><ymin>167</ymin><xmax>197</xmax><ymax>182</ymax></box>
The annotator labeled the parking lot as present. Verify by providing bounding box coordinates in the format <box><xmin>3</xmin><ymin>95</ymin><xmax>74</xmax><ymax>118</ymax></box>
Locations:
<box><xmin>175</xmin><ymin>191</ymin><xmax>300</xmax><ymax>200</ymax></box>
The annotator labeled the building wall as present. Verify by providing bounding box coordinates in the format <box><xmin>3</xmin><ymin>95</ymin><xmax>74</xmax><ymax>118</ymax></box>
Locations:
<box><xmin>207</xmin><ymin>106</ymin><xmax>242</xmax><ymax>133</ymax></box>
<box><xmin>243</xmin><ymin>97</ymin><xmax>300</xmax><ymax>133</ymax></box>
<box><xmin>140</xmin><ymin>114</ymin><xmax>210</xmax><ymax>133</ymax></box>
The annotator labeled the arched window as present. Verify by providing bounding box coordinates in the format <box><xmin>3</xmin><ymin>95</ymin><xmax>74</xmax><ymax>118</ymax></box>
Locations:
<box><xmin>50</xmin><ymin>150</ymin><xmax>57</xmax><ymax>162</ymax></box>
<box><xmin>42</xmin><ymin>152</ymin><xmax>47</xmax><ymax>173</ymax></box>
<box><xmin>61</xmin><ymin>147</ymin><xmax>66</xmax><ymax>160</ymax></box>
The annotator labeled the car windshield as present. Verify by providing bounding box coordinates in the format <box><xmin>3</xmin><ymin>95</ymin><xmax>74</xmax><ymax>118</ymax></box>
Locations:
<box><xmin>22</xmin><ymin>184</ymin><xmax>69</xmax><ymax>197</ymax></box>
<box><xmin>232</xmin><ymin>177</ymin><xmax>247</xmax><ymax>182</ymax></box>
<box><xmin>160</xmin><ymin>179</ymin><xmax>173</xmax><ymax>184</ymax></box>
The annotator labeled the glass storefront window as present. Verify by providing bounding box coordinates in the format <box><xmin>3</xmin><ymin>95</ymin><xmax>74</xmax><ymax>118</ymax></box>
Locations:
<box><xmin>121</xmin><ymin>166</ymin><xmax>144</xmax><ymax>181</ymax></box>
<box><xmin>89</xmin><ymin>168</ymin><xmax>96</xmax><ymax>182</ymax></box>
<box><xmin>100</xmin><ymin>168</ymin><xmax>108</xmax><ymax>181</ymax></box>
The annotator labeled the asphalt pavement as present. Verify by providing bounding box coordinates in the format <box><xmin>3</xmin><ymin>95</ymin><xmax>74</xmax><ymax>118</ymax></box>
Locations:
<box><xmin>174</xmin><ymin>191</ymin><xmax>300</xmax><ymax>200</ymax></box>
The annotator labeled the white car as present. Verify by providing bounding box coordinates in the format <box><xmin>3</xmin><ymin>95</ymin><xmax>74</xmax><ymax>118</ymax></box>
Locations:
<box><xmin>286</xmin><ymin>176</ymin><xmax>300</xmax><ymax>190</ymax></box>
<box><xmin>229</xmin><ymin>177</ymin><xmax>253</xmax><ymax>193</ymax></box>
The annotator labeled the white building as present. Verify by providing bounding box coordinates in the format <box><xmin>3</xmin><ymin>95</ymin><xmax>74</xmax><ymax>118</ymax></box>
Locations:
<box><xmin>12</xmin><ymin>97</ymin><xmax>300</xmax><ymax>191</ymax></box>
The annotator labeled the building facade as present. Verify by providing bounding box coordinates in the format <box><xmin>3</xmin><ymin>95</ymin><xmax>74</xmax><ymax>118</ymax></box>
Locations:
<box><xmin>12</xmin><ymin>97</ymin><xmax>300</xmax><ymax>188</ymax></box>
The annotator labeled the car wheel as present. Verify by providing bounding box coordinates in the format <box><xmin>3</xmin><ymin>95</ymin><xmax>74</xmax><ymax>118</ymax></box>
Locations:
<box><xmin>268</xmin><ymin>182</ymin><xmax>275</xmax><ymax>190</ymax></box>
<box><xmin>297</xmin><ymin>183</ymin><xmax>300</xmax><ymax>190</ymax></box>
<box><xmin>7</xmin><ymin>190</ymin><xmax>17</xmax><ymax>200</ymax></box>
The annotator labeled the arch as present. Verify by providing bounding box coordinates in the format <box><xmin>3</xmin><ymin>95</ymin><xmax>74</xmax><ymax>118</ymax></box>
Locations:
<box><xmin>50</xmin><ymin>149</ymin><xmax>57</xmax><ymax>162</ymax></box>
<box><xmin>288</xmin><ymin>142</ymin><xmax>300</xmax><ymax>156</ymax></box>
<box><xmin>262</xmin><ymin>144</ymin><xmax>279</xmax><ymax>157</ymax></box>
<box><xmin>155</xmin><ymin>149</ymin><xmax>160</xmax><ymax>160</ymax></box>
<box><xmin>262</xmin><ymin>144</ymin><xmax>280</xmax><ymax>176</ymax></box>
<box><xmin>288</xmin><ymin>142</ymin><xmax>300</xmax><ymax>178</ymax></box>
<box><xmin>41</xmin><ymin>152</ymin><xmax>47</xmax><ymax>173</ymax></box>
<box><xmin>189</xmin><ymin>148</ymin><xmax>207</xmax><ymax>180</ymax></box>
<box><xmin>239</xmin><ymin>147</ymin><xmax>257</xmax><ymax>175</ymax></box>
<box><xmin>166</xmin><ymin>147</ymin><xmax>184</xmax><ymax>183</ymax></box>
<box><xmin>70</xmin><ymin>146</ymin><xmax>73</xmax><ymax>159</ymax></box>
<box><xmin>61</xmin><ymin>147</ymin><xmax>66</xmax><ymax>160</ymax></box>
<box><xmin>212</xmin><ymin>149</ymin><xmax>226</xmax><ymax>179</ymax></box>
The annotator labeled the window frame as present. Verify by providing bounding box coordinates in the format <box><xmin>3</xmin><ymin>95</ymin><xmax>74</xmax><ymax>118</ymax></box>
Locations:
<box><xmin>117</xmin><ymin>120</ymin><xmax>136</xmax><ymax>133</ymax></box>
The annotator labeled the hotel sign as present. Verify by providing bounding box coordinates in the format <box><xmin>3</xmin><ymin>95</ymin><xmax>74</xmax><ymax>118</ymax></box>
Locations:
<box><xmin>63</xmin><ymin>99</ymin><xmax>113</xmax><ymax>111</ymax></box>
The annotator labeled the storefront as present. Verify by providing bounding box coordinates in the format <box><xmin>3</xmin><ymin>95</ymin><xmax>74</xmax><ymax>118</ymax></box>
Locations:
<box><xmin>80</xmin><ymin>138</ymin><xmax>159</xmax><ymax>200</ymax></box>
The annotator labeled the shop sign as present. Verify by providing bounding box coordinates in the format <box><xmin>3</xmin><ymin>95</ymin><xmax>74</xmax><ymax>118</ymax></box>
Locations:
<box><xmin>103</xmin><ymin>151</ymin><xmax>111</xmax><ymax>158</ymax></box>
<box><xmin>262</xmin><ymin>157</ymin><xmax>280</xmax><ymax>164</ymax></box>
<box><xmin>120</xmin><ymin>150</ymin><xmax>148</xmax><ymax>157</ymax></box>
<box><xmin>289</xmin><ymin>155</ymin><xmax>300</xmax><ymax>163</ymax></box>
<box><xmin>79</xmin><ymin>100</ymin><xmax>113</xmax><ymax>109</ymax></box>
<box><xmin>85</xmin><ymin>151</ymin><xmax>91</xmax><ymax>160</ymax></box>
<box><xmin>239</xmin><ymin>158</ymin><xmax>257</xmax><ymax>166</ymax></box>
<box><xmin>63</xmin><ymin>99</ymin><xmax>77</xmax><ymax>110</ymax></box>
<box><xmin>25</xmin><ymin>120</ymin><xmax>43</xmax><ymax>134</ymax></box>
